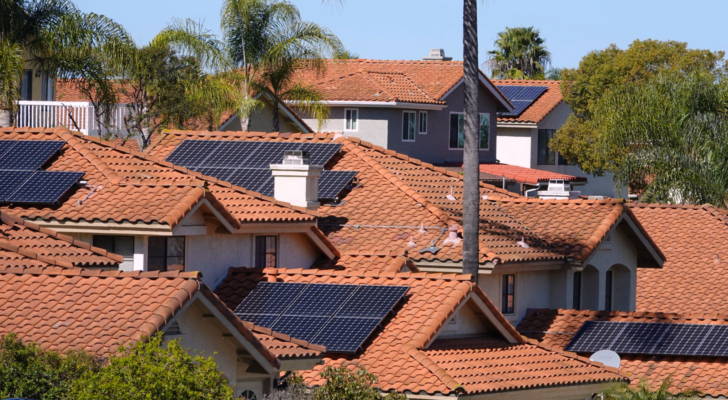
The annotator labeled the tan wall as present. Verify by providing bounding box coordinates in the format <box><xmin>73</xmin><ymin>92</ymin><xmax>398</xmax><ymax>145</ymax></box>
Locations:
<box><xmin>222</xmin><ymin>101</ymin><xmax>303</xmax><ymax>133</ymax></box>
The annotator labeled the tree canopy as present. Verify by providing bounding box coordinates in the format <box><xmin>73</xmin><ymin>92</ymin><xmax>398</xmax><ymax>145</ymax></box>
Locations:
<box><xmin>485</xmin><ymin>26</ymin><xmax>551</xmax><ymax>80</ymax></box>
<box><xmin>550</xmin><ymin>39</ymin><xmax>726</xmax><ymax>176</ymax></box>
<box><xmin>602</xmin><ymin>375</ymin><xmax>700</xmax><ymax>400</ymax></box>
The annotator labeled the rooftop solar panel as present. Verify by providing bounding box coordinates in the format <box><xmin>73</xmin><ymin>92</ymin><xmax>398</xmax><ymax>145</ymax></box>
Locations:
<box><xmin>233</xmin><ymin>282</ymin><xmax>409</xmax><ymax>353</ymax></box>
<box><xmin>0</xmin><ymin>170</ymin><xmax>35</xmax><ymax>201</ymax></box>
<box><xmin>165</xmin><ymin>140</ymin><xmax>220</xmax><ymax>167</ymax></box>
<box><xmin>318</xmin><ymin>170</ymin><xmax>358</xmax><ymax>199</ymax></box>
<box><xmin>194</xmin><ymin>167</ymin><xmax>235</xmax><ymax>181</ymax></box>
<box><xmin>7</xmin><ymin>171</ymin><xmax>84</xmax><ymax>204</ymax></box>
<box><xmin>244</xmin><ymin>142</ymin><xmax>300</xmax><ymax>169</ymax></box>
<box><xmin>227</xmin><ymin>169</ymin><xmax>273</xmax><ymax>194</ymax></box>
<box><xmin>0</xmin><ymin>140</ymin><xmax>65</xmax><ymax>170</ymax></box>
<box><xmin>298</xmin><ymin>143</ymin><xmax>342</xmax><ymax>166</ymax></box>
<box><xmin>204</xmin><ymin>141</ymin><xmax>257</xmax><ymax>168</ymax></box>
<box><xmin>496</xmin><ymin>85</ymin><xmax>548</xmax><ymax>117</ymax></box>
<box><xmin>566</xmin><ymin>321</ymin><xmax>728</xmax><ymax>357</ymax></box>
<box><xmin>0</xmin><ymin>140</ymin><xmax>18</xmax><ymax>160</ymax></box>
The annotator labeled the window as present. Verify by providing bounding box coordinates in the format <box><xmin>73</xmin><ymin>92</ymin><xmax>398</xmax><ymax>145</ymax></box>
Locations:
<box><xmin>20</xmin><ymin>70</ymin><xmax>33</xmax><ymax>101</ymax></box>
<box><xmin>418</xmin><ymin>111</ymin><xmax>427</xmax><ymax>134</ymax></box>
<box><xmin>255</xmin><ymin>236</ymin><xmax>277</xmax><ymax>268</ymax></box>
<box><xmin>402</xmin><ymin>111</ymin><xmax>416</xmax><ymax>141</ymax></box>
<box><xmin>605</xmin><ymin>270</ymin><xmax>613</xmax><ymax>312</ymax></box>
<box><xmin>573</xmin><ymin>271</ymin><xmax>582</xmax><ymax>310</ymax></box>
<box><xmin>148</xmin><ymin>236</ymin><xmax>185</xmax><ymax>271</ymax></box>
<box><xmin>41</xmin><ymin>71</ymin><xmax>53</xmax><ymax>101</ymax></box>
<box><xmin>94</xmin><ymin>235</ymin><xmax>134</xmax><ymax>269</ymax></box>
<box><xmin>501</xmin><ymin>274</ymin><xmax>515</xmax><ymax>314</ymax></box>
<box><xmin>449</xmin><ymin>113</ymin><xmax>490</xmax><ymax>149</ymax></box>
<box><xmin>538</xmin><ymin>129</ymin><xmax>572</xmax><ymax>165</ymax></box>
<box><xmin>345</xmin><ymin>109</ymin><xmax>358</xmax><ymax>131</ymax></box>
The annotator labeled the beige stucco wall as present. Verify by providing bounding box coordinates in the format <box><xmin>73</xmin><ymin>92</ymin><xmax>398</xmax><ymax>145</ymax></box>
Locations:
<box><xmin>222</xmin><ymin>101</ymin><xmax>303</xmax><ymax>133</ymax></box>
<box><xmin>438</xmin><ymin>299</ymin><xmax>489</xmax><ymax>339</ymax></box>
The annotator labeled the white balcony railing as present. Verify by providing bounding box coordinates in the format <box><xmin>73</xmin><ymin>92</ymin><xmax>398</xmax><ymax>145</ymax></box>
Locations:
<box><xmin>16</xmin><ymin>100</ymin><xmax>132</xmax><ymax>137</ymax></box>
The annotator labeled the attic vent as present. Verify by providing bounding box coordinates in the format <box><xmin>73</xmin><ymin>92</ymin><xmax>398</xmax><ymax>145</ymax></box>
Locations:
<box><xmin>165</xmin><ymin>321</ymin><xmax>183</xmax><ymax>336</ymax></box>
<box><xmin>422</xmin><ymin>48</ymin><xmax>452</xmax><ymax>61</ymax></box>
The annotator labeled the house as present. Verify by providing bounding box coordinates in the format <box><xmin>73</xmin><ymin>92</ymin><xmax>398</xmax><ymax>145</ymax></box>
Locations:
<box><xmin>287</xmin><ymin>57</ymin><xmax>514</xmax><ymax>164</ymax></box>
<box><xmin>493</xmin><ymin>79</ymin><xmax>624</xmax><ymax>198</ymax></box>
<box><xmin>0</xmin><ymin>127</ymin><xmax>338</xmax><ymax>287</ymax></box>
<box><xmin>215</xmin><ymin>267</ymin><xmax>628</xmax><ymax>399</ymax></box>
<box><xmin>146</xmin><ymin>130</ymin><xmax>665</xmax><ymax>324</ymax></box>
<box><xmin>0</xmin><ymin>210</ymin><xmax>325</xmax><ymax>398</ymax></box>
<box><xmin>517</xmin><ymin>309</ymin><xmax>728</xmax><ymax>398</ymax></box>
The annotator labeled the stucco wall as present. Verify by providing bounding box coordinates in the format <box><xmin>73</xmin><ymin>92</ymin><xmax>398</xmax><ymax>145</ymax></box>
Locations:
<box><xmin>495</xmin><ymin>126</ymin><xmax>532</xmax><ymax>166</ymax></box>
<box><xmin>302</xmin><ymin>106</ymin><xmax>391</xmax><ymax>148</ymax></box>
<box><xmin>439</xmin><ymin>299</ymin><xmax>489</xmax><ymax>339</ymax></box>
<box><xmin>222</xmin><ymin>101</ymin><xmax>301</xmax><ymax>133</ymax></box>
<box><xmin>479</xmin><ymin>270</ymin><xmax>552</xmax><ymax>325</ymax></box>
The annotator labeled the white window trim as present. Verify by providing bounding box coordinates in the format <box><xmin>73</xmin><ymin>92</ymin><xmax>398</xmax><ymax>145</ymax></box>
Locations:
<box><xmin>418</xmin><ymin>111</ymin><xmax>427</xmax><ymax>134</ymax></box>
<box><xmin>344</xmin><ymin>108</ymin><xmax>358</xmax><ymax>132</ymax></box>
<box><xmin>447</xmin><ymin>111</ymin><xmax>491</xmax><ymax>151</ymax></box>
<box><xmin>402</xmin><ymin>110</ymin><xmax>416</xmax><ymax>142</ymax></box>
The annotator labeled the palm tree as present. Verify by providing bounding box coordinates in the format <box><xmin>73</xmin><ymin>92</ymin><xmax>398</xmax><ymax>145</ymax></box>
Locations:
<box><xmin>221</xmin><ymin>0</ymin><xmax>342</xmax><ymax>131</ymax></box>
<box><xmin>0</xmin><ymin>0</ymin><xmax>129</xmax><ymax>126</ymax></box>
<box><xmin>486</xmin><ymin>26</ymin><xmax>551</xmax><ymax>80</ymax></box>
<box><xmin>461</xmin><ymin>0</ymin><xmax>480</xmax><ymax>282</ymax></box>
<box><xmin>603</xmin><ymin>375</ymin><xmax>700</xmax><ymax>399</ymax></box>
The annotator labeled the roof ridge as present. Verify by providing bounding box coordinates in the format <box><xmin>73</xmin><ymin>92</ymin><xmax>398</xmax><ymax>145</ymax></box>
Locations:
<box><xmin>400</xmin><ymin>343</ymin><xmax>464</xmax><ymax>392</ymax></box>
<box><xmin>0</xmin><ymin>211</ymin><xmax>125</xmax><ymax>265</ymax></box>
<box><xmin>53</xmin><ymin>127</ymin><xmax>122</xmax><ymax>184</ymax></box>
<box><xmin>228</xmin><ymin>266</ymin><xmax>473</xmax><ymax>281</ymax></box>
<box><xmin>0</xmin><ymin>266</ymin><xmax>202</xmax><ymax>279</ymax></box>
<box><xmin>487</xmin><ymin>197</ymin><xmax>625</xmax><ymax>205</ymax></box>
<box><xmin>541</xmin><ymin>307</ymin><xmax>728</xmax><ymax>320</ymax></box>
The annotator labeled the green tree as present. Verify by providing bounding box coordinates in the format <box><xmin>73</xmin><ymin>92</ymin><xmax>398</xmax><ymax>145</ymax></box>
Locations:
<box><xmin>72</xmin><ymin>333</ymin><xmax>233</xmax><ymax>400</ymax></box>
<box><xmin>0</xmin><ymin>333</ymin><xmax>101</xmax><ymax>400</ymax></box>
<box><xmin>550</xmin><ymin>39</ymin><xmax>726</xmax><ymax>176</ymax></box>
<box><xmin>603</xmin><ymin>375</ymin><xmax>700</xmax><ymax>400</ymax></box>
<box><xmin>221</xmin><ymin>0</ymin><xmax>342</xmax><ymax>131</ymax></box>
<box><xmin>485</xmin><ymin>26</ymin><xmax>551</xmax><ymax>80</ymax></box>
<box><xmin>595</xmin><ymin>70</ymin><xmax>728</xmax><ymax>206</ymax></box>
<box><xmin>312</xmin><ymin>366</ymin><xmax>407</xmax><ymax>400</ymax></box>
<box><xmin>0</xmin><ymin>40</ymin><xmax>25</xmax><ymax>126</ymax></box>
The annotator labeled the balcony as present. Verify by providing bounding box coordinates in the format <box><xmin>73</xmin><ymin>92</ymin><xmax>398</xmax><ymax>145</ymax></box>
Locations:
<box><xmin>16</xmin><ymin>100</ymin><xmax>131</xmax><ymax>137</ymax></box>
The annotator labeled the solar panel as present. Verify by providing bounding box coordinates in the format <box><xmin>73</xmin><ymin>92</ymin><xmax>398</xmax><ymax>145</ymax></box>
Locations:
<box><xmin>245</xmin><ymin>142</ymin><xmax>300</xmax><ymax>168</ymax></box>
<box><xmin>0</xmin><ymin>140</ymin><xmax>18</xmax><ymax>160</ymax></box>
<box><xmin>312</xmin><ymin>317</ymin><xmax>382</xmax><ymax>353</ymax></box>
<box><xmin>204</xmin><ymin>141</ymin><xmax>257</xmax><ymax>168</ymax></box>
<box><xmin>194</xmin><ymin>167</ymin><xmax>235</xmax><ymax>181</ymax></box>
<box><xmin>318</xmin><ymin>170</ymin><xmax>358</xmax><ymax>199</ymax></box>
<box><xmin>284</xmin><ymin>284</ymin><xmax>358</xmax><ymax>317</ymax></box>
<box><xmin>496</xmin><ymin>85</ymin><xmax>548</xmax><ymax>117</ymax></box>
<box><xmin>7</xmin><ymin>171</ymin><xmax>84</xmax><ymax>204</ymax></box>
<box><xmin>0</xmin><ymin>140</ymin><xmax>65</xmax><ymax>170</ymax></box>
<box><xmin>271</xmin><ymin>316</ymin><xmax>330</xmax><ymax>342</ymax></box>
<box><xmin>0</xmin><ymin>170</ymin><xmax>35</xmax><ymax>201</ymax></box>
<box><xmin>233</xmin><ymin>281</ymin><xmax>307</xmax><ymax>315</ymax></box>
<box><xmin>298</xmin><ymin>143</ymin><xmax>342</xmax><ymax>166</ymax></box>
<box><xmin>165</xmin><ymin>140</ymin><xmax>221</xmax><ymax>167</ymax></box>
<box><xmin>233</xmin><ymin>281</ymin><xmax>409</xmax><ymax>353</ymax></box>
<box><xmin>227</xmin><ymin>169</ymin><xmax>273</xmax><ymax>194</ymax></box>
<box><xmin>335</xmin><ymin>285</ymin><xmax>409</xmax><ymax>318</ymax></box>
<box><xmin>566</xmin><ymin>321</ymin><xmax>728</xmax><ymax>357</ymax></box>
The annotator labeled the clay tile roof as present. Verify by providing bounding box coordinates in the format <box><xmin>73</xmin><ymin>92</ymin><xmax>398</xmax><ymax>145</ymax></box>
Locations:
<box><xmin>146</xmin><ymin>130</ymin><xmax>659</xmax><ymax>267</ymax></box>
<box><xmin>0</xmin><ymin>211</ymin><xmax>122</xmax><ymax>268</ymax></box>
<box><xmin>517</xmin><ymin>308</ymin><xmax>728</xmax><ymax>397</ymax></box>
<box><xmin>242</xmin><ymin>321</ymin><xmax>325</xmax><ymax>359</ymax></box>
<box><xmin>630</xmin><ymin>203</ymin><xmax>728</xmax><ymax>314</ymax></box>
<box><xmin>310</xmin><ymin>253</ymin><xmax>415</xmax><ymax>273</ymax></box>
<box><xmin>478</xmin><ymin>163</ymin><xmax>587</xmax><ymax>184</ymax></box>
<box><xmin>215</xmin><ymin>268</ymin><xmax>625</xmax><ymax>395</ymax></box>
<box><xmin>494</xmin><ymin>79</ymin><xmax>564</xmax><ymax>123</ymax></box>
<box><xmin>0</xmin><ymin>127</ymin><xmax>316</xmax><ymax>226</ymax></box>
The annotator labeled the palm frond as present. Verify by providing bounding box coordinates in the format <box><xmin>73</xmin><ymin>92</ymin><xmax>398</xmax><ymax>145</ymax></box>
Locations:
<box><xmin>152</xmin><ymin>18</ymin><xmax>231</xmax><ymax>73</ymax></box>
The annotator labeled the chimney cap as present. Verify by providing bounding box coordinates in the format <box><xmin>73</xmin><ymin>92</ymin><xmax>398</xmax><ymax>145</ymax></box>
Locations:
<box><xmin>422</xmin><ymin>48</ymin><xmax>452</xmax><ymax>61</ymax></box>
<box><xmin>282</xmin><ymin>150</ymin><xmax>310</xmax><ymax>165</ymax></box>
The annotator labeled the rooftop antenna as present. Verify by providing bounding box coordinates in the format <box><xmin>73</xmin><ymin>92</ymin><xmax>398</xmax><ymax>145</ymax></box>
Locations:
<box><xmin>517</xmin><ymin>236</ymin><xmax>529</xmax><ymax>249</ymax></box>
<box><xmin>446</xmin><ymin>186</ymin><xmax>456</xmax><ymax>201</ymax></box>
<box><xmin>418</xmin><ymin>222</ymin><xmax>427</xmax><ymax>234</ymax></box>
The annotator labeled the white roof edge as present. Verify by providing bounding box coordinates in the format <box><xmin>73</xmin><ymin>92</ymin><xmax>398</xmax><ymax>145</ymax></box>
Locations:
<box><xmin>440</xmin><ymin>75</ymin><xmax>515</xmax><ymax>113</ymax></box>
<box><xmin>284</xmin><ymin>100</ymin><xmax>445</xmax><ymax>110</ymax></box>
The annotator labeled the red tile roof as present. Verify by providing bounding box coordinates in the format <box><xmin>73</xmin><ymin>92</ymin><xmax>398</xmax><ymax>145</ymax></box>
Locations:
<box><xmin>494</xmin><ymin>79</ymin><xmax>564</xmax><ymax>123</ymax></box>
<box><xmin>290</xmin><ymin>59</ymin><xmax>510</xmax><ymax>108</ymax></box>
<box><xmin>518</xmin><ymin>308</ymin><xmax>728</xmax><ymax>397</ymax></box>
<box><xmin>0</xmin><ymin>212</ymin><xmax>122</xmax><ymax>269</ymax></box>
<box><xmin>630</xmin><ymin>204</ymin><xmax>728</xmax><ymax>314</ymax></box>
<box><xmin>244</xmin><ymin>321</ymin><xmax>325</xmax><ymax>359</ymax></box>
<box><xmin>478</xmin><ymin>163</ymin><xmax>587</xmax><ymax>184</ymax></box>
<box><xmin>215</xmin><ymin>268</ymin><xmax>626</xmax><ymax>395</ymax></box>
<box><xmin>0</xmin><ymin>127</ymin><xmax>317</xmax><ymax>227</ymax></box>
<box><xmin>146</xmin><ymin>130</ymin><xmax>660</xmax><ymax>267</ymax></box>
<box><xmin>310</xmin><ymin>252</ymin><xmax>417</xmax><ymax>273</ymax></box>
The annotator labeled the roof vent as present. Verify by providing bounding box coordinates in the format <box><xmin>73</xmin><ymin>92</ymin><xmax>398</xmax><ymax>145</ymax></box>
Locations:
<box><xmin>422</xmin><ymin>48</ymin><xmax>452</xmax><ymax>61</ymax></box>
<box><xmin>537</xmin><ymin>179</ymin><xmax>581</xmax><ymax>200</ymax></box>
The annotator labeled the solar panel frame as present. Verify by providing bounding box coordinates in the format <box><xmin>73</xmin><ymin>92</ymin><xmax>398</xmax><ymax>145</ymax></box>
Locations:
<box><xmin>194</xmin><ymin>167</ymin><xmax>235</xmax><ymax>181</ymax></box>
<box><xmin>0</xmin><ymin>140</ymin><xmax>65</xmax><ymax>170</ymax></box>
<box><xmin>234</xmin><ymin>313</ymin><xmax>281</xmax><ymax>328</ymax></box>
<box><xmin>318</xmin><ymin>170</ymin><xmax>358</xmax><ymax>199</ymax></box>
<box><xmin>298</xmin><ymin>143</ymin><xmax>342</xmax><ymax>166</ymax></box>
<box><xmin>245</xmin><ymin>142</ymin><xmax>301</xmax><ymax>169</ymax></box>
<box><xmin>312</xmin><ymin>317</ymin><xmax>382</xmax><ymax>353</ymax></box>
<box><xmin>697</xmin><ymin>325</ymin><xmax>728</xmax><ymax>356</ymax></box>
<box><xmin>565</xmin><ymin>321</ymin><xmax>626</xmax><ymax>353</ymax></box>
<box><xmin>0</xmin><ymin>170</ymin><xmax>35</xmax><ymax>201</ymax></box>
<box><xmin>227</xmin><ymin>169</ymin><xmax>273</xmax><ymax>194</ymax></box>
<box><xmin>6</xmin><ymin>171</ymin><xmax>84</xmax><ymax>204</ymax></box>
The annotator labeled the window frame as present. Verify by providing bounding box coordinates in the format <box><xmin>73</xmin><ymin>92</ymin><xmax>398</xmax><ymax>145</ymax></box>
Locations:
<box><xmin>93</xmin><ymin>235</ymin><xmax>134</xmax><ymax>268</ymax></box>
<box><xmin>501</xmin><ymin>274</ymin><xmax>516</xmax><ymax>315</ymax></box>
<box><xmin>344</xmin><ymin>108</ymin><xmax>359</xmax><ymax>132</ymax></box>
<box><xmin>147</xmin><ymin>236</ymin><xmax>186</xmax><ymax>272</ymax></box>
<box><xmin>537</xmin><ymin>129</ymin><xmax>557</xmax><ymax>165</ymax></box>
<box><xmin>448</xmin><ymin>112</ymin><xmax>491</xmax><ymax>151</ymax></box>
<box><xmin>605</xmin><ymin>270</ymin><xmax>613</xmax><ymax>312</ymax></box>
<box><xmin>20</xmin><ymin>69</ymin><xmax>33</xmax><ymax>101</ymax></box>
<box><xmin>402</xmin><ymin>110</ymin><xmax>416</xmax><ymax>142</ymax></box>
<box><xmin>573</xmin><ymin>271</ymin><xmax>582</xmax><ymax>310</ymax></box>
<box><xmin>255</xmin><ymin>235</ymin><xmax>278</xmax><ymax>268</ymax></box>
<box><xmin>418</xmin><ymin>111</ymin><xmax>428</xmax><ymax>134</ymax></box>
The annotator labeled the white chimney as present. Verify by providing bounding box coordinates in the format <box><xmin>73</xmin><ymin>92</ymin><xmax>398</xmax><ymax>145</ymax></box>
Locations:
<box><xmin>270</xmin><ymin>150</ymin><xmax>322</xmax><ymax>209</ymax></box>
<box><xmin>537</xmin><ymin>179</ymin><xmax>581</xmax><ymax>200</ymax></box>
<box><xmin>422</xmin><ymin>48</ymin><xmax>452</xmax><ymax>61</ymax></box>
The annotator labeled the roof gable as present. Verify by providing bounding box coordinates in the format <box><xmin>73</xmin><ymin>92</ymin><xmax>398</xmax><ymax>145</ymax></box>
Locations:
<box><xmin>494</xmin><ymin>79</ymin><xmax>564</xmax><ymax>123</ymax></box>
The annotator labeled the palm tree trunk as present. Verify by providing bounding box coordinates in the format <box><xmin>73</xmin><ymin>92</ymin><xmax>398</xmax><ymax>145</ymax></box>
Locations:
<box><xmin>462</xmin><ymin>0</ymin><xmax>480</xmax><ymax>284</ymax></box>
<box><xmin>272</xmin><ymin>98</ymin><xmax>280</xmax><ymax>131</ymax></box>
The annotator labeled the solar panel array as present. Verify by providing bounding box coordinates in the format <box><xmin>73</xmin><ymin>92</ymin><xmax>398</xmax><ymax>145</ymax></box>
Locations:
<box><xmin>0</xmin><ymin>140</ymin><xmax>84</xmax><ymax>204</ymax></box>
<box><xmin>496</xmin><ymin>85</ymin><xmax>548</xmax><ymax>117</ymax></box>
<box><xmin>566</xmin><ymin>321</ymin><xmax>728</xmax><ymax>357</ymax></box>
<box><xmin>165</xmin><ymin>140</ymin><xmax>358</xmax><ymax>199</ymax></box>
<box><xmin>234</xmin><ymin>281</ymin><xmax>409</xmax><ymax>353</ymax></box>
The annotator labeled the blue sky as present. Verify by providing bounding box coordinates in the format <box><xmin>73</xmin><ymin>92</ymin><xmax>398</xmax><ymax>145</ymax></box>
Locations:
<box><xmin>74</xmin><ymin>0</ymin><xmax>727</xmax><ymax>70</ymax></box>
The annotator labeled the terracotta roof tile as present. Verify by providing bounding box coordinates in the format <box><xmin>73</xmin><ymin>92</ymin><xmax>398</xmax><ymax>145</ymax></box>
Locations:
<box><xmin>478</xmin><ymin>163</ymin><xmax>587</xmax><ymax>184</ymax></box>
<box><xmin>494</xmin><ymin>79</ymin><xmax>563</xmax><ymax>123</ymax></box>
<box><xmin>215</xmin><ymin>268</ymin><xmax>624</xmax><ymax>395</ymax></box>
<box><xmin>517</xmin><ymin>308</ymin><xmax>728</xmax><ymax>397</ymax></box>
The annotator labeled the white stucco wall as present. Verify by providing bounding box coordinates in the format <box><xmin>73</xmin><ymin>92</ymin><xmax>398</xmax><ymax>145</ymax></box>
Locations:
<box><xmin>439</xmin><ymin>299</ymin><xmax>489</xmax><ymax>339</ymax></box>
<box><xmin>495</xmin><ymin>126</ymin><xmax>532</xmax><ymax>167</ymax></box>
